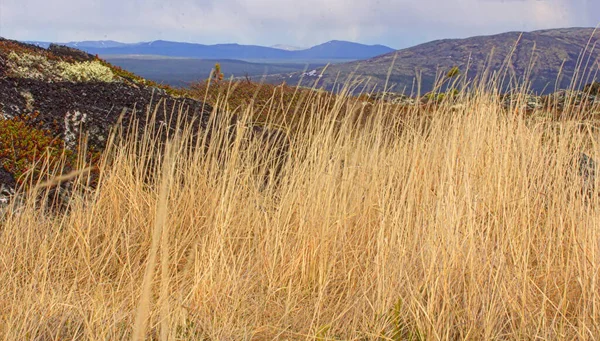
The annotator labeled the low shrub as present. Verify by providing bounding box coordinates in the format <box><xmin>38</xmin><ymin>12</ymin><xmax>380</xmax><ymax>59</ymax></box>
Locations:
<box><xmin>0</xmin><ymin>112</ymin><xmax>74</xmax><ymax>185</ymax></box>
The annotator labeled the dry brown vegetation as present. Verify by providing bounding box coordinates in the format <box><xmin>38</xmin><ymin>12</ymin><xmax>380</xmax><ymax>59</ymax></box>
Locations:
<box><xmin>187</xmin><ymin>77</ymin><xmax>338</xmax><ymax>129</ymax></box>
<box><xmin>2</xmin><ymin>80</ymin><xmax>600</xmax><ymax>340</ymax></box>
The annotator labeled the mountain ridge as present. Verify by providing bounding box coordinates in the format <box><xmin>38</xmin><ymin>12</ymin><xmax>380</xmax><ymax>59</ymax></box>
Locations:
<box><xmin>23</xmin><ymin>39</ymin><xmax>395</xmax><ymax>60</ymax></box>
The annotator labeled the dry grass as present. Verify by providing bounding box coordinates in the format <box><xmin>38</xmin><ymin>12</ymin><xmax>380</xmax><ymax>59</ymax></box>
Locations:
<box><xmin>2</xmin><ymin>82</ymin><xmax>600</xmax><ymax>340</ymax></box>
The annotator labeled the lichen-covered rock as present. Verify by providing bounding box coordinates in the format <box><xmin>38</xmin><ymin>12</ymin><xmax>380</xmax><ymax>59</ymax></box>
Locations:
<box><xmin>0</xmin><ymin>77</ymin><xmax>212</xmax><ymax>152</ymax></box>
<box><xmin>500</xmin><ymin>93</ymin><xmax>543</xmax><ymax>111</ymax></box>
<box><xmin>369</xmin><ymin>92</ymin><xmax>416</xmax><ymax>105</ymax></box>
<box><xmin>0</xmin><ymin>38</ymin><xmax>216</xmax><ymax>210</ymax></box>
<box><xmin>0</xmin><ymin>39</ymin><xmax>290</xmax><ymax>211</ymax></box>
<box><xmin>0</xmin><ymin>166</ymin><xmax>16</xmax><ymax>209</ymax></box>
<box><xmin>0</xmin><ymin>77</ymin><xmax>215</xmax><ymax>210</ymax></box>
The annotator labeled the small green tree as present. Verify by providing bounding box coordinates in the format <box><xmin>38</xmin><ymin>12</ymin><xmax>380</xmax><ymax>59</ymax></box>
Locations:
<box><xmin>446</xmin><ymin>66</ymin><xmax>460</xmax><ymax>79</ymax></box>
<box><xmin>213</xmin><ymin>63</ymin><xmax>224</xmax><ymax>81</ymax></box>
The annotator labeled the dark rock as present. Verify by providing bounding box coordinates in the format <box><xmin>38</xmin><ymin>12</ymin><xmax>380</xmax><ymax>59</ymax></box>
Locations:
<box><xmin>0</xmin><ymin>77</ymin><xmax>214</xmax><ymax>210</ymax></box>
<box><xmin>48</xmin><ymin>44</ymin><xmax>96</xmax><ymax>62</ymax></box>
<box><xmin>584</xmin><ymin>82</ymin><xmax>600</xmax><ymax>96</ymax></box>
<box><xmin>0</xmin><ymin>77</ymin><xmax>212</xmax><ymax>152</ymax></box>
<box><xmin>578</xmin><ymin>152</ymin><xmax>596</xmax><ymax>197</ymax></box>
<box><xmin>0</xmin><ymin>166</ymin><xmax>16</xmax><ymax>208</ymax></box>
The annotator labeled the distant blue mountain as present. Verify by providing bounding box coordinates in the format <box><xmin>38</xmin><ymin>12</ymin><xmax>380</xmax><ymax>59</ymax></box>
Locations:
<box><xmin>85</xmin><ymin>40</ymin><xmax>294</xmax><ymax>59</ymax></box>
<box><xmin>22</xmin><ymin>39</ymin><xmax>395</xmax><ymax>60</ymax></box>
<box><xmin>65</xmin><ymin>40</ymin><xmax>130</xmax><ymax>48</ymax></box>
<box><xmin>24</xmin><ymin>40</ymin><xmax>129</xmax><ymax>49</ymax></box>
<box><xmin>24</xmin><ymin>41</ymin><xmax>52</xmax><ymax>48</ymax></box>
<box><xmin>293</xmin><ymin>40</ymin><xmax>395</xmax><ymax>60</ymax></box>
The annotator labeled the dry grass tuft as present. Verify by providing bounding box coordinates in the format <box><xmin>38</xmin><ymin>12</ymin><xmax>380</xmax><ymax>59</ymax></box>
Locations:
<box><xmin>2</xmin><ymin>80</ymin><xmax>600</xmax><ymax>340</ymax></box>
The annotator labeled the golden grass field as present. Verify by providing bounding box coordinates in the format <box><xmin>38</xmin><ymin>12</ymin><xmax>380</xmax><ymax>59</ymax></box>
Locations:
<box><xmin>1</xmin><ymin>81</ymin><xmax>600</xmax><ymax>340</ymax></box>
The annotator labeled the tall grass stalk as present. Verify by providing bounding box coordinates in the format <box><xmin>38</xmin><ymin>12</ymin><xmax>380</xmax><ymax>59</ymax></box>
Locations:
<box><xmin>1</xmin><ymin>80</ymin><xmax>600</xmax><ymax>340</ymax></box>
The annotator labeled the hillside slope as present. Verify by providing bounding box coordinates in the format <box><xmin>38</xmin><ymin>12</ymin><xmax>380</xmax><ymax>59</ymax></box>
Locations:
<box><xmin>0</xmin><ymin>38</ymin><xmax>213</xmax><ymax>205</ymax></box>
<box><xmin>276</xmin><ymin>27</ymin><xmax>600</xmax><ymax>94</ymax></box>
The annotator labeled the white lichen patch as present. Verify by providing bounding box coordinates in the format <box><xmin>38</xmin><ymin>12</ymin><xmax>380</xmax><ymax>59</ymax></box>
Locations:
<box><xmin>57</xmin><ymin>60</ymin><xmax>114</xmax><ymax>82</ymax></box>
<box><xmin>64</xmin><ymin>110</ymin><xmax>88</xmax><ymax>149</ymax></box>
<box><xmin>7</xmin><ymin>51</ymin><xmax>115</xmax><ymax>83</ymax></box>
<box><xmin>7</xmin><ymin>51</ymin><xmax>58</xmax><ymax>80</ymax></box>
<box><xmin>20</xmin><ymin>91</ymin><xmax>35</xmax><ymax>111</ymax></box>
<box><xmin>0</xmin><ymin>184</ymin><xmax>14</xmax><ymax>206</ymax></box>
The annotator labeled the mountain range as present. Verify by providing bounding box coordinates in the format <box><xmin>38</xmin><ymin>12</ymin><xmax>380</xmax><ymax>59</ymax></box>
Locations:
<box><xmin>271</xmin><ymin>27</ymin><xmax>600</xmax><ymax>95</ymax></box>
<box><xmin>24</xmin><ymin>40</ymin><xmax>395</xmax><ymax>61</ymax></box>
<box><xmin>24</xmin><ymin>27</ymin><xmax>600</xmax><ymax>94</ymax></box>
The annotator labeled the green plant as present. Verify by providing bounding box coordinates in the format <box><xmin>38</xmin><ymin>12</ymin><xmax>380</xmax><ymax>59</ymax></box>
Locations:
<box><xmin>315</xmin><ymin>324</ymin><xmax>332</xmax><ymax>341</ymax></box>
<box><xmin>385</xmin><ymin>299</ymin><xmax>425</xmax><ymax>341</ymax></box>
<box><xmin>213</xmin><ymin>63</ymin><xmax>224</xmax><ymax>81</ymax></box>
<box><xmin>446</xmin><ymin>66</ymin><xmax>460</xmax><ymax>79</ymax></box>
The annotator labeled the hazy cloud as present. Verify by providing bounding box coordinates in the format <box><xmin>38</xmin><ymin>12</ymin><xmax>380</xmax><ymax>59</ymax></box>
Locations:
<box><xmin>0</xmin><ymin>0</ymin><xmax>598</xmax><ymax>48</ymax></box>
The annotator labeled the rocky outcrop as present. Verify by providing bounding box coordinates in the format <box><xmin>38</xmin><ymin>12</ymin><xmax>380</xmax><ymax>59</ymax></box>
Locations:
<box><xmin>48</xmin><ymin>44</ymin><xmax>96</xmax><ymax>62</ymax></box>
<box><xmin>0</xmin><ymin>76</ymin><xmax>214</xmax><ymax>210</ymax></box>
<box><xmin>0</xmin><ymin>39</ymin><xmax>210</xmax><ymax>210</ymax></box>
<box><xmin>0</xmin><ymin>77</ymin><xmax>212</xmax><ymax>151</ymax></box>
<box><xmin>496</xmin><ymin>90</ymin><xmax>600</xmax><ymax>113</ymax></box>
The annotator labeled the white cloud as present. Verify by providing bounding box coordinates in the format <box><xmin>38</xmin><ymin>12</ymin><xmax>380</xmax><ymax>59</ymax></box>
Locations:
<box><xmin>0</xmin><ymin>0</ymin><xmax>598</xmax><ymax>47</ymax></box>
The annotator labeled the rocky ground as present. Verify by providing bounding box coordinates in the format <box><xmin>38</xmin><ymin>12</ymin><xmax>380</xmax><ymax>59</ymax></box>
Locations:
<box><xmin>0</xmin><ymin>39</ymin><xmax>216</xmax><ymax>210</ymax></box>
<box><xmin>364</xmin><ymin>84</ymin><xmax>600</xmax><ymax>113</ymax></box>
<box><xmin>0</xmin><ymin>77</ymin><xmax>212</xmax><ymax>150</ymax></box>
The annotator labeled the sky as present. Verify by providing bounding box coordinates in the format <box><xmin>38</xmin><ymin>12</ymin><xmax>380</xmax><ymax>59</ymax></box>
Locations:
<box><xmin>0</xmin><ymin>0</ymin><xmax>599</xmax><ymax>49</ymax></box>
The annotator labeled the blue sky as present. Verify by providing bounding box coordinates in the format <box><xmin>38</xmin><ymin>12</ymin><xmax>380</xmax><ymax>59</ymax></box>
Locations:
<box><xmin>0</xmin><ymin>0</ymin><xmax>598</xmax><ymax>49</ymax></box>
